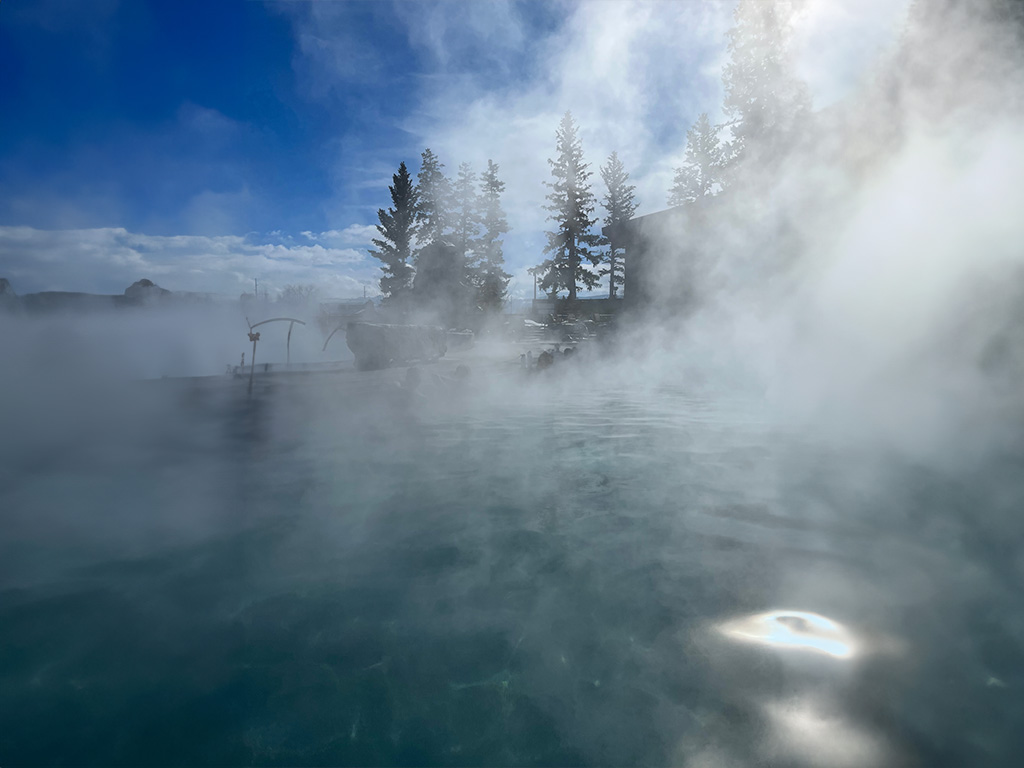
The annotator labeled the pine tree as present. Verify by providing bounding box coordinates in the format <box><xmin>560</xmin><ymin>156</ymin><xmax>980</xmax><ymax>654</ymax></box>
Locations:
<box><xmin>369</xmin><ymin>161</ymin><xmax>418</xmax><ymax>300</ymax></box>
<box><xmin>721</xmin><ymin>0</ymin><xmax>810</xmax><ymax>168</ymax></box>
<box><xmin>475</xmin><ymin>159</ymin><xmax>511</xmax><ymax>312</ymax></box>
<box><xmin>599</xmin><ymin>152</ymin><xmax>637</xmax><ymax>299</ymax></box>
<box><xmin>668</xmin><ymin>113</ymin><xmax>724</xmax><ymax>207</ymax></box>
<box><xmin>450</xmin><ymin>163</ymin><xmax>481</xmax><ymax>268</ymax></box>
<box><xmin>538</xmin><ymin>111</ymin><xmax>601</xmax><ymax>301</ymax></box>
<box><xmin>415</xmin><ymin>148</ymin><xmax>450</xmax><ymax>249</ymax></box>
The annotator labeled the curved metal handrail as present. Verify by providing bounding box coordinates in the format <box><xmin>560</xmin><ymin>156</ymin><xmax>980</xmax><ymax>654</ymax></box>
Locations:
<box><xmin>244</xmin><ymin>316</ymin><xmax>307</xmax><ymax>396</ymax></box>
<box><xmin>322</xmin><ymin>322</ymin><xmax>347</xmax><ymax>353</ymax></box>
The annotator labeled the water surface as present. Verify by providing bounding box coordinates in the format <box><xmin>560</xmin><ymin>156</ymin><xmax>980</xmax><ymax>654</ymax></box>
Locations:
<box><xmin>2</xmin><ymin>369</ymin><xmax>1022</xmax><ymax>766</ymax></box>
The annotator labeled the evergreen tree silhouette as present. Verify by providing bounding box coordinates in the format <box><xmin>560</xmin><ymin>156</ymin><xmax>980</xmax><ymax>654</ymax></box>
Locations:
<box><xmin>668</xmin><ymin>113</ymin><xmax>724</xmax><ymax>207</ymax></box>
<box><xmin>599</xmin><ymin>152</ymin><xmax>637</xmax><ymax>299</ymax></box>
<box><xmin>475</xmin><ymin>159</ymin><xmax>511</xmax><ymax>312</ymax></box>
<box><xmin>450</xmin><ymin>162</ymin><xmax>481</xmax><ymax>271</ymax></box>
<box><xmin>415</xmin><ymin>148</ymin><xmax>450</xmax><ymax>250</ymax></box>
<box><xmin>369</xmin><ymin>161</ymin><xmax>418</xmax><ymax>301</ymax></box>
<box><xmin>537</xmin><ymin>111</ymin><xmax>601</xmax><ymax>301</ymax></box>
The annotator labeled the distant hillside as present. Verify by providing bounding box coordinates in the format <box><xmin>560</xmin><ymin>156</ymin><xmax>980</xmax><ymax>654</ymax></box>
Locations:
<box><xmin>0</xmin><ymin>278</ymin><xmax>230</xmax><ymax>312</ymax></box>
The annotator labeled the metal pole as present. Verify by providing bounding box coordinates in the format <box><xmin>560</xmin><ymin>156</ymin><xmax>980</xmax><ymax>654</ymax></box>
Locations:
<box><xmin>248</xmin><ymin>331</ymin><xmax>259</xmax><ymax>398</ymax></box>
<box><xmin>609</xmin><ymin>245</ymin><xmax>614</xmax><ymax>299</ymax></box>
<box><xmin>286</xmin><ymin>321</ymin><xmax>294</xmax><ymax>368</ymax></box>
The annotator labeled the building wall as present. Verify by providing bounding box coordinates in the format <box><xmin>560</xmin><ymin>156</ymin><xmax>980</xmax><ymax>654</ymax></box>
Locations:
<box><xmin>609</xmin><ymin>200</ymin><xmax>721</xmax><ymax>319</ymax></box>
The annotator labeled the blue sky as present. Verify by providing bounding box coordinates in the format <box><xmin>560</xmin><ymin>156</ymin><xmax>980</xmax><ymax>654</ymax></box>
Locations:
<box><xmin>1</xmin><ymin>0</ymin><xmax>386</xmax><ymax>236</ymax></box>
<box><xmin>0</xmin><ymin>0</ymin><xmax>908</xmax><ymax>298</ymax></box>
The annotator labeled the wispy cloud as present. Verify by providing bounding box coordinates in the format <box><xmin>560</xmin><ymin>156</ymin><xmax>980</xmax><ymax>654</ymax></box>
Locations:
<box><xmin>0</xmin><ymin>226</ymin><xmax>380</xmax><ymax>298</ymax></box>
<box><xmin>302</xmin><ymin>223</ymin><xmax>380</xmax><ymax>247</ymax></box>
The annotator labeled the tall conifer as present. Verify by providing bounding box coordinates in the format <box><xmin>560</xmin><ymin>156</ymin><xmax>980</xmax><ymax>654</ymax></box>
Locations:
<box><xmin>450</xmin><ymin>163</ymin><xmax>481</xmax><ymax>268</ymax></box>
<box><xmin>721</xmin><ymin>0</ymin><xmax>810</xmax><ymax>169</ymax></box>
<box><xmin>369</xmin><ymin>161</ymin><xmax>417</xmax><ymax>300</ymax></box>
<box><xmin>538</xmin><ymin>111</ymin><xmax>600</xmax><ymax>301</ymax></box>
<box><xmin>415</xmin><ymin>148</ymin><xmax>450</xmax><ymax>249</ymax></box>
<box><xmin>668</xmin><ymin>113</ymin><xmax>724</xmax><ymax>207</ymax></box>
<box><xmin>599</xmin><ymin>152</ymin><xmax>637</xmax><ymax>299</ymax></box>
<box><xmin>475</xmin><ymin>159</ymin><xmax>511</xmax><ymax>312</ymax></box>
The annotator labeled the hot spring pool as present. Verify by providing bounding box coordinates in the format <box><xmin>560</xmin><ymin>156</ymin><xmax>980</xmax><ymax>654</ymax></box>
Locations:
<box><xmin>1</xmin><ymin>368</ymin><xmax>1022</xmax><ymax>766</ymax></box>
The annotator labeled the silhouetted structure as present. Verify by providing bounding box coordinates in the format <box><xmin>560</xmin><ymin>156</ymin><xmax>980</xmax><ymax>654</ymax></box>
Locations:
<box><xmin>346</xmin><ymin>322</ymin><xmax>447</xmax><ymax>371</ymax></box>
<box><xmin>603</xmin><ymin>196</ymin><xmax>726</xmax><ymax>317</ymax></box>
<box><xmin>1</xmin><ymin>278</ymin><xmax>177</xmax><ymax>313</ymax></box>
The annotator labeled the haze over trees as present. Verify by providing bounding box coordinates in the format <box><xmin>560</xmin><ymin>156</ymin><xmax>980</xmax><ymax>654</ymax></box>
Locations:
<box><xmin>412</xmin><ymin>240</ymin><xmax>468</xmax><ymax>327</ymax></box>
<box><xmin>474</xmin><ymin>160</ymin><xmax>512</xmax><ymax>312</ymax></box>
<box><xmin>721</xmin><ymin>0</ymin><xmax>810</xmax><ymax>171</ymax></box>
<box><xmin>668</xmin><ymin>113</ymin><xmax>725</xmax><ymax>207</ymax></box>
<box><xmin>369</xmin><ymin>151</ymin><xmax>511</xmax><ymax>326</ymax></box>
<box><xmin>537</xmin><ymin>111</ymin><xmax>602</xmax><ymax>301</ymax></box>
<box><xmin>415</xmin><ymin>148</ymin><xmax>450</xmax><ymax>250</ymax></box>
<box><xmin>599</xmin><ymin>152</ymin><xmax>638</xmax><ymax>299</ymax></box>
<box><xmin>367</xmin><ymin>1</ymin><xmax>848</xmax><ymax>309</ymax></box>
<box><xmin>277</xmin><ymin>283</ymin><xmax>320</xmax><ymax>306</ymax></box>
<box><xmin>414</xmin><ymin>161</ymin><xmax>479</xmax><ymax>328</ymax></box>
<box><xmin>661</xmin><ymin>0</ymin><xmax>810</xmax><ymax>211</ymax></box>
<box><xmin>449</xmin><ymin>163</ymin><xmax>480</xmax><ymax>271</ymax></box>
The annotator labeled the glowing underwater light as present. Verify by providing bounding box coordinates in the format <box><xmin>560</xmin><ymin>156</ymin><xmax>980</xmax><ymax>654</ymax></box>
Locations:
<box><xmin>717</xmin><ymin>610</ymin><xmax>857</xmax><ymax>659</ymax></box>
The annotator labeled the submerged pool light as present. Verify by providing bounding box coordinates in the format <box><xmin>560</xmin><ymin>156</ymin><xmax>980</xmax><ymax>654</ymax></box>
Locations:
<box><xmin>717</xmin><ymin>610</ymin><xmax>857</xmax><ymax>659</ymax></box>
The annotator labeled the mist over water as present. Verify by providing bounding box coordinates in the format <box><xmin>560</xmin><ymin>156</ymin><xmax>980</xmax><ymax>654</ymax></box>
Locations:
<box><xmin>3</xmin><ymin>339</ymin><xmax>1023</xmax><ymax>765</ymax></box>
<box><xmin>4</xmin><ymin>0</ymin><xmax>1024</xmax><ymax>766</ymax></box>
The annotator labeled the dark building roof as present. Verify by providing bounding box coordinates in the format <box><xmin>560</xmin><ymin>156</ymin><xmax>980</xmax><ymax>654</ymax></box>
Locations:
<box><xmin>602</xmin><ymin>194</ymin><xmax>723</xmax><ymax>241</ymax></box>
<box><xmin>603</xmin><ymin>196</ymin><xmax>730</xmax><ymax>314</ymax></box>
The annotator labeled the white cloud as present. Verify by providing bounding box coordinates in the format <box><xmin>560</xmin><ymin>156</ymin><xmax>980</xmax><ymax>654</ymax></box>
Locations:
<box><xmin>176</xmin><ymin>102</ymin><xmax>242</xmax><ymax>140</ymax></box>
<box><xmin>396</xmin><ymin>0</ymin><xmax>528</xmax><ymax>70</ymax></box>
<box><xmin>182</xmin><ymin>187</ymin><xmax>253</xmax><ymax>237</ymax></box>
<box><xmin>304</xmin><ymin>223</ymin><xmax>379</xmax><ymax>247</ymax></box>
<box><xmin>0</xmin><ymin>226</ymin><xmax>380</xmax><ymax>298</ymax></box>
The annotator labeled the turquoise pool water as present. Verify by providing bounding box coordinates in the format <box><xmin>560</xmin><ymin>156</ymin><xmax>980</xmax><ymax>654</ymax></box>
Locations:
<box><xmin>2</xmin><ymin>369</ymin><xmax>1022</xmax><ymax>766</ymax></box>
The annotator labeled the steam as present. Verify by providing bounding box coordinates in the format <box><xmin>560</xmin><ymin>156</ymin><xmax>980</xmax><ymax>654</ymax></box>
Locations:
<box><xmin>580</xmin><ymin>0</ymin><xmax>1024</xmax><ymax>466</ymax></box>
<box><xmin>3</xmin><ymin>2</ymin><xmax>1024</xmax><ymax>766</ymax></box>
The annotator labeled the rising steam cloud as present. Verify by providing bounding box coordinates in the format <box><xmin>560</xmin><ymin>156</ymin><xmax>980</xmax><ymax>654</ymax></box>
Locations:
<box><xmin>588</xmin><ymin>0</ymin><xmax>1024</xmax><ymax>463</ymax></box>
<box><xmin>3</xmin><ymin>3</ymin><xmax>1024</xmax><ymax>766</ymax></box>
